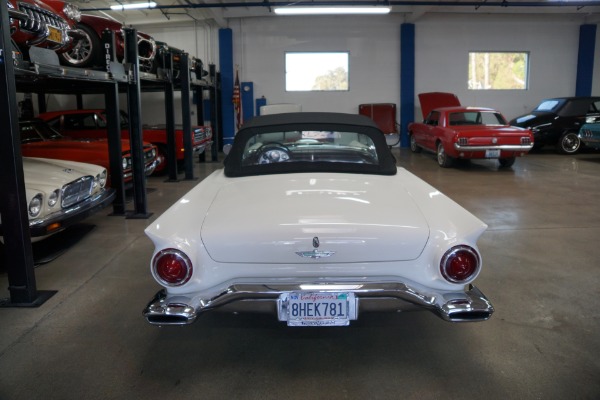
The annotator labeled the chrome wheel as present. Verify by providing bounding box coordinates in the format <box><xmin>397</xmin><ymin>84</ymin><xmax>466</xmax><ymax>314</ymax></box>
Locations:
<box><xmin>558</xmin><ymin>132</ymin><xmax>581</xmax><ymax>154</ymax></box>
<box><xmin>410</xmin><ymin>134</ymin><xmax>421</xmax><ymax>153</ymax></box>
<box><xmin>437</xmin><ymin>142</ymin><xmax>453</xmax><ymax>168</ymax></box>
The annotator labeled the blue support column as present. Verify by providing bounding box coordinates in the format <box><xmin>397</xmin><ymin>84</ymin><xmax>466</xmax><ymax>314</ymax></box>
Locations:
<box><xmin>256</xmin><ymin>97</ymin><xmax>267</xmax><ymax>116</ymax></box>
<box><xmin>219</xmin><ymin>28</ymin><xmax>234</xmax><ymax>145</ymax></box>
<box><xmin>400</xmin><ymin>23</ymin><xmax>415</xmax><ymax>148</ymax></box>
<box><xmin>575</xmin><ymin>24</ymin><xmax>597</xmax><ymax>97</ymax></box>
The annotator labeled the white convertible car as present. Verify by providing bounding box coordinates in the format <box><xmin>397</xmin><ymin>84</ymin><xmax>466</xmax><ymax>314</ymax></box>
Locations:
<box><xmin>144</xmin><ymin>112</ymin><xmax>494</xmax><ymax>327</ymax></box>
<box><xmin>0</xmin><ymin>157</ymin><xmax>115</xmax><ymax>241</ymax></box>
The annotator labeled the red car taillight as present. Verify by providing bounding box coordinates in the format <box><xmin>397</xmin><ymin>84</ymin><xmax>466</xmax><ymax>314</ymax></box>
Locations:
<box><xmin>152</xmin><ymin>249</ymin><xmax>192</xmax><ymax>286</ymax></box>
<box><xmin>440</xmin><ymin>245</ymin><xmax>481</xmax><ymax>283</ymax></box>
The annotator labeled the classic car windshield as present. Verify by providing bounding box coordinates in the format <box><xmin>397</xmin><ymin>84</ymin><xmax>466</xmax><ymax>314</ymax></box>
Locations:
<box><xmin>448</xmin><ymin>111</ymin><xmax>507</xmax><ymax>126</ymax></box>
<box><xmin>241</xmin><ymin>130</ymin><xmax>378</xmax><ymax>166</ymax></box>
<box><xmin>20</xmin><ymin>120</ymin><xmax>65</xmax><ymax>142</ymax></box>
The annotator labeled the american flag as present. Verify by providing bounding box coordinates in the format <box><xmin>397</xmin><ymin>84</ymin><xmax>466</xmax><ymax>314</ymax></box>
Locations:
<box><xmin>233</xmin><ymin>69</ymin><xmax>243</xmax><ymax>131</ymax></box>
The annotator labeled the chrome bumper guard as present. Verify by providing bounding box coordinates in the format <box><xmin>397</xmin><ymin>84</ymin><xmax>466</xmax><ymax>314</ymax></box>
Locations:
<box><xmin>143</xmin><ymin>280</ymin><xmax>494</xmax><ymax>326</ymax></box>
<box><xmin>454</xmin><ymin>143</ymin><xmax>534</xmax><ymax>152</ymax></box>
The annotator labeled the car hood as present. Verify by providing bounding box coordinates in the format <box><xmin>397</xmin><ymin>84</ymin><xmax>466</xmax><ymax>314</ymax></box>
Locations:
<box><xmin>418</xmin><ymin>92</ymin><xmax>461</xmax><ymax>119</ymax></box>
<box><xmin>22</xmin><ymin>157</ymin><xmax>101</xmax><ymax>191</ymax></box>
<box><xmin>200</xmin><ymin>174</ymin><xmax>430</xmax><ymax>263</ymax></box>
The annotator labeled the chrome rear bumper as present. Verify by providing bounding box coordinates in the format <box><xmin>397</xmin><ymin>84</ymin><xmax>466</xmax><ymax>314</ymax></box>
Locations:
<box><xmin>143</xmin><ymin>279</ymin><xmax>494</xmax><ymax>326</ymax></box>
<box><xmin>454</xmin><ymin>143</ymin><xmax>533</xmax><ymax>152</ymax></box>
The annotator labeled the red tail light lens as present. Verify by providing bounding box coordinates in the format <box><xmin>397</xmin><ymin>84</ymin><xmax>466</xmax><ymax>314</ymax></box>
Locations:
<box><xmin>152</xmin><ymin>249</ymin><xmax>192</xmax><ymax>286</ymax></box>
<box><xmin>440</xmin><ymin>245</ymin><xmax>480</xmax><ymax>283</ymax></box>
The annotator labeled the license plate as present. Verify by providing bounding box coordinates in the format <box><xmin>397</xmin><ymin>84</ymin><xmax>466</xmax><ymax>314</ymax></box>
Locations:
<box><xmin>485</xmin><ymin>149</ymin><xmax>501</xmax><ymax>158</ymax></box>
<box><xmin>47</xmin><ymin>26</ymin><xmax>62</xmax><ymax>44</ymax></box>
<box><xmin>278</xmin><ymin>292</ymin><xmax>356</xmax><ymax>327</ymax></box>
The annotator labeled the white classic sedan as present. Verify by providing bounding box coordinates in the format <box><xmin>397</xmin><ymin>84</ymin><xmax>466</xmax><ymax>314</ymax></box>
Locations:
<box><xmin>144</xmin><ymin>112</ymin><xmax>494</xmax><ymax>327</ymax></box>
<box><xmin>0</xmin><ymin>157</ymin><xmax>115</xmax><ymax>241</ymax></box>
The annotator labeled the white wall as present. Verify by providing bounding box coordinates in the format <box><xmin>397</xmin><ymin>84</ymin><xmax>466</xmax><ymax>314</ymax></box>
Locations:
<box><xmin>233</xmin><ymin>13</ymin><xmax>597</xmax><ymax>123</ymax></box>
<box><xmin>230</xmin><ymin>15</ymin><xmax>401</xmax><ymax>116</ymax></box>
<box><xmin>414</xmin><ymin>14</ymin><xmax>591</xmax><ymax>120</ymax></box>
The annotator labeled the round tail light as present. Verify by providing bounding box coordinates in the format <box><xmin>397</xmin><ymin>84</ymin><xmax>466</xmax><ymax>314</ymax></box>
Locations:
<box><xmin>152</xmin><ymin>249</ymin><xmax>193</xmax><ymax>286</ymax></box>
<box><xmin>440</xmin><ymin>245</ymin><xmax>481</xmax><ymax>283</ymax></box>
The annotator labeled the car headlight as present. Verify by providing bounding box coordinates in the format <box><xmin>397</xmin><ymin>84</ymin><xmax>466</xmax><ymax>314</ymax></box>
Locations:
<box><xmin>47</xmin><ymin>189</ymin><xmax>59</xmax><ymax>208</ymax></box>
<box><xmin>440</xmin><ymin>245</ymin><xmax>481</xmax><ymax>283</ymax></box>
<box><xmin>152</xmin><ymin>248</ymin><xmax>193</xmax><ymax>287</ymax></box>
<box><xmin>63</xmin><ymin>3</ymin><xmax>81</xmax><ymax>21</ymax></box>
<box><xmin>122</xmin><ymin>156</ymin><xmax>131</xmax><ymax>170</ymax></box>
<box><xmin>98</xmin><ymin>169</ymin><xmax>107</xmax><ymax>187</ymax></box>
<box><xmin>29</xmin><ymin>194</ymin><xmax>43</xmax><ymax>218</ymax></box>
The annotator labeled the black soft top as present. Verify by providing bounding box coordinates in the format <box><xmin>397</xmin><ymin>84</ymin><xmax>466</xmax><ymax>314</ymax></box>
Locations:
<box><xmin>224</xmin><ymin>112</ymin><xmax>397</xmax><ymax>177</ymax></box>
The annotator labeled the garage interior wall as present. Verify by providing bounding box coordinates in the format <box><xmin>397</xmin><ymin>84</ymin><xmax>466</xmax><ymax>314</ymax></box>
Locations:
<box><xmin>230</xmin><ymin>13</ymin><xmax>598</xmax><ymax>123</ymax></box>
<box><xmin>25</xmin><ymin>13</ymin><xmax>598</xmax><ymax>125</ymax></box>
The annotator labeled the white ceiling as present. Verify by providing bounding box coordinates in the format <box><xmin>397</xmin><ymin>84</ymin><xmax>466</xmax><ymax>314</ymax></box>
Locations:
<box><xmin>74</xmin><ymin>0</ymin><xmax>600</xmax><ymax>27</ymax></box>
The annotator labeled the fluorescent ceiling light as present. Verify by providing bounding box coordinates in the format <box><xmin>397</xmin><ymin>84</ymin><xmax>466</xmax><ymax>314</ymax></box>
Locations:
<box><xmin>110</xmin><ymin>1</ymin><xmax>157</xmax><ymax>10</ymax></box>
<box><xmin>274</xmin><ymin>6</ymin><xmax>391</xmax><ymax>15</ymax></box>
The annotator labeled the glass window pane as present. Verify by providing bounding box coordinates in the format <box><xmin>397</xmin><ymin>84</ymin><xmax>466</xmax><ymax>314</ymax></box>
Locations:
<box><xmin>468</xmin><ymin>52</ymin><xmax>529</xmax><ymax>90</ymax></box>
<box><xmin>285</xmin><ymin>52</ymin><xmax>349</xmax><ymax>92</ymax></box>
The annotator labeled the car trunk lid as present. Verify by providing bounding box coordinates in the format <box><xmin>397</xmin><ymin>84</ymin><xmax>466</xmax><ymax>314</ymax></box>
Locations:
<box><xmin>201</xmin><ymin>174</ymin><xmax>430</xmax><ymax>263</ymax></box>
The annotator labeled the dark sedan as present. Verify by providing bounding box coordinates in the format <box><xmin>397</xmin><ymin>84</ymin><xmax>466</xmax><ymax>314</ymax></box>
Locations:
<box><xmin>509</xmin><ymin>97</ymin><xmax>600</xmax><ymax>154</ymax></box>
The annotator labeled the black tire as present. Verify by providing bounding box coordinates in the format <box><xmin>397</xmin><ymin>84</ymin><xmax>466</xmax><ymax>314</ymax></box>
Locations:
<box><xmin>59</xmin><ymin>23</ymin><xmax>102</xmax><ymax>68</ymax></box>
<box><xmin>498</xmin><ymin>157</ymin><xmax>516</xmax><ymax>168</ymax></box>
<box><xmin>556</xmin><ymin>131</ymin><xmax>581</xmax><ymax>154</ymax></box>
<box><xmin>409</xmin><ymin>134</ymin><xmax>421</xmax><ymax>153</ymax></box>
<box><xmin>437</xmin><ymin>142</ymin><xmax>454</xmax><ymax>168</ymax></box>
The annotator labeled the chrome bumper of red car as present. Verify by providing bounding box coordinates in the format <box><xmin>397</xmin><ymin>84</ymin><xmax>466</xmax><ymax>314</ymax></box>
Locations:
<box><xmin>143</xmin><ymin>279</ymin><xmax>494</xmax><ymax>326</ymax></box>
<box><xmin>454</xmin><ymin>143</ymin><xmax>534</xmax><ymax>152</ymax></box>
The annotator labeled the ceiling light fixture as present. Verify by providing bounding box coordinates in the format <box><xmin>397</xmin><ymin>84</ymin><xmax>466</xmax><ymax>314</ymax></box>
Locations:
<box><xmin>273</xmin><ymin>6</ymin><xmax>391</xmax><ymax>15</ymax></box>
<box><xmin>110</xmin><ymin>1</ymin><xmax>157</xmax><ymax>10</ymax></box>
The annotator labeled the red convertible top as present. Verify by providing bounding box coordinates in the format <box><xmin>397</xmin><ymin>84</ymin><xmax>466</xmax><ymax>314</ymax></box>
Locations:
<box><xmin>418</xmin><ymin>92</ymin><xmax>461</xmax><ymax>119</ymax></box>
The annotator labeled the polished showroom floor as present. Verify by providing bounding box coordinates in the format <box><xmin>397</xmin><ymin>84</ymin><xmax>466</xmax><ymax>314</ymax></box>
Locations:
<box><xmin>1</xmin><ymin>147</ymin><xmax>599</xmax><ymax>399</ymax></box>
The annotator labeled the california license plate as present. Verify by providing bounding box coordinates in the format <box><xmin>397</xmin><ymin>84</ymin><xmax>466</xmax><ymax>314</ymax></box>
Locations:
<box><xmin>485</xmin><ymin>149</ymin><xmax>501</xmax><ymax>158</ymax></box>
<box><xmin>278</xmin><ymin>292</ymin><xmax>356</xmax><ymax>327</ymax></box>
<box><xmin>47</xmin><ymin>26</ymin><xmax>62</xmax><ymax>44</ymax></box>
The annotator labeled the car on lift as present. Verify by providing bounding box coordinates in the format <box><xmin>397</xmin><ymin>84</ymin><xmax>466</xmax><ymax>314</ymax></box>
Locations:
<box><xmin>0</xmin><ymin>157</ymin><xmax>115</xmax><ymax>242</ymax></box>
<box><xmin>143</xmin><ymin>112</ymin><xmax>494</xmax><ymax>328</ymax></box>
<box><xmin>509</xmin><ymin>97</ymin><xmax>600</xmax><ymax>154</ymax></box>
<box><xmin>37</xmin><ymin>109</ymin><xmax>212</xmax><ymax>174</ymax></box>
<box><xmin>150</xmin><ymin>41</ymin><xmax>209</xmax><ymax>80</ymax></box>
<box><xmin>57</xmin><ymin>13</ymin><xmax>156</xmax><ymax>71</ymax></box>
<box><xmin>7</xmin><ymin>0</ymin><xmax>80</xmax><ymax>58</ymax></box>
<box><xmin>19</xmin><ymin>119</ymin><xmax>159</xmax><ymax>186</ymax></box>
<box><xmin>408</xmin><ymin>92</ymin><xmax>534</xmax><ymax>168</ymax></box>
<box><xmin>578</xmin><ymin>122</ymin><xmax>600</xmax><ymax>150</ymax></box>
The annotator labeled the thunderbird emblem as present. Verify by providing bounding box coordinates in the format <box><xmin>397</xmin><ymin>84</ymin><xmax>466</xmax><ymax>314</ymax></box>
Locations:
<box><xmin>296</xmin><ymin>237</ymin><xmax>335</xmax><ymax>259</ymax></box>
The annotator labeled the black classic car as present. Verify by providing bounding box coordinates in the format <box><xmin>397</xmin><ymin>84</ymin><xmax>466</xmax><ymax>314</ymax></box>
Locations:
<box><xmin>510</xmin><ymin>97</ymin><xmax>600</xmax><ymax>154</ymax></box>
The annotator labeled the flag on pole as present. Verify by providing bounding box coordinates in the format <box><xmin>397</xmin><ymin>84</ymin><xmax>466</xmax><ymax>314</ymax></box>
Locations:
<box><xmin>233</xmin><ymin>68</ymin><xmax>243</xmax><ymax>132</ymax></box>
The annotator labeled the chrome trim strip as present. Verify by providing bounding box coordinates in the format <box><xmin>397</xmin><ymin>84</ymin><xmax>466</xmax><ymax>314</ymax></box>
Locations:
<box><xmin>143</xmin><ymin>279</ymin><xmax>494</xmax><ymax>326</ymax></box>
<box><xmin>454</xmin><ymin>143</ymin><xmax>534</xmax><ymax>151</ymax></box>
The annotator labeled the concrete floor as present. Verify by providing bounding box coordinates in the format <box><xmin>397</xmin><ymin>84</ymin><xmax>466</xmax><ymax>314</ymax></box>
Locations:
<box><xmin>0</xmin><ymin>148</ymin><xmax>599</xmax><ymax>399</ymax></box>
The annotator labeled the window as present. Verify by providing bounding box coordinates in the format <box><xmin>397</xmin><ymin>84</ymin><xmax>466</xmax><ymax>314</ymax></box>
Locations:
<box><xmin>468</xmin><ymin>52</ymin><xmax>529</xmax><ymax>90</ymax></box>
<box><xmin>448</xmin><ymin>111</ymin><xmax>507</xmax><ymax>126</ymax></box>
<box><xmin>285</xmin><ymin>52</ymin><xmax>349</xmax><ymax>92</ymax></box>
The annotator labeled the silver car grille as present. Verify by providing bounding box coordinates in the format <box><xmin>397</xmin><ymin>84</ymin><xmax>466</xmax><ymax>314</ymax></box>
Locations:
<box><xmin>62</xmin><ymin>176</ymin><xmax>94</xmax><ymax>208</ymax></box>
<box><xmin>18</xmin><ymin>2</ymin><xmax>68</xmax><ymax>34</ymax></box>
<box><xmin>193</xmin><ymin>127</ymin><xmax>211</xmax><ymax>142</ymax></box>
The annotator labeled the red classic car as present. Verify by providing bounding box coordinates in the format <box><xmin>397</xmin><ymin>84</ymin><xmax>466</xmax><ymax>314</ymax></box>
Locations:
<box><xmin>7</xmin><ymin>0</ymin><xmax>77</xmax><ymax>56</ymax></box>
<box><xmin>408</xmin><ymin>92</ymin><xmax>534</xmax><ymax>168</ymax></box>
<box><xmin>58</xmin><ymin>13</ymin><xmax>156</xmax><ymax>70</ymax></box>
<box><xmin>38</xmin><ymin>109</ymin><xmax>213</xmax><ymax>173</ymax></box>
<box><xmin>19</xmin><ymin>119</ymin><xmax>159</xmax><ymax>186</ymax></box>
